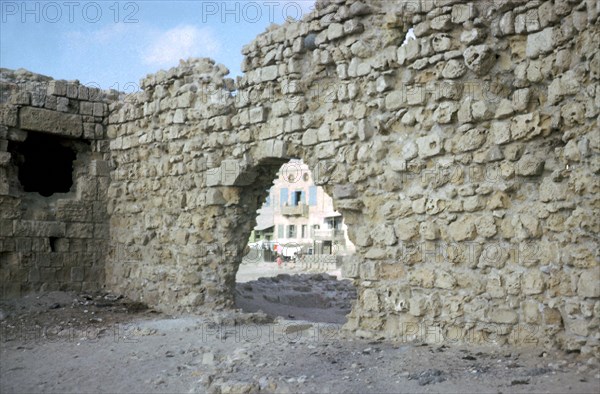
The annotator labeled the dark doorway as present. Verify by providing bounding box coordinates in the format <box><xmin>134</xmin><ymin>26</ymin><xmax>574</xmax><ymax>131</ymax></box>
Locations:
<box><xmin>12</xmin><ymin>132</ymin><xmax>77</xmax><ymax>197</ymax></box>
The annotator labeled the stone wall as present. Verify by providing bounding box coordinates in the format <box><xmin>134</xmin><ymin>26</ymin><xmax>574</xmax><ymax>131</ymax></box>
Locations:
<box><xmin>0</xmin><ymin>69</ymin><xmax>111</xmax><ymax>296</ymax></box>
<box><xmin>107</xmin><ymin>0</ymin><xmax>599</xmax><ymax>353</ymax></box>
<box><xmin>1</xmin><ymin>0</ymin><xmax>599</xmax><ymax>354</ymax></box>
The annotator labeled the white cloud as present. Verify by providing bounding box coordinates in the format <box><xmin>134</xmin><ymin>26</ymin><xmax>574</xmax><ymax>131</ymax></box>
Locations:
<box><xmin>63</xmin><ymin>23</ymin><xmax>131</xmax><ymax>49</ymax></box>
<box><xmin>60</xmin><ymin>22</ymin><xmax>223</xmax><ymax>88</ymax></box>
<box><xmin>142</xmin><ymin>25</ymin><xmax>221</xmax><ymax>68</ymax></box>
<box><xmin>61</xmin><ymin>23</ymin><xmax>152</xmax><ymax>71</ymax></box>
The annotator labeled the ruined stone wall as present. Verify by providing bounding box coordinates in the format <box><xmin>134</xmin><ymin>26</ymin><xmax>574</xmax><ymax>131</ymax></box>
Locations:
<box><xmin>107</xmin><ymin>0</ymin><xmax>599</xmax><ymax>353</ymax></box>
<box><xmin>105</xmin><ymin>61</ymin><xmax>250</xmax><ymax>310</ymax></box>
<box><xmin>0</xmin><ymin>0</ymin><xmax>594</xmax><ymax>353</ymax></box>
<box><xmin>105</xmin><ymin>0</ymin><xmax>600</xmax><ymax>352</ymax></box>
<box><xmin>0</xmin><ymin>69</ymin><xmax>111</xmax><ymax>296</ymax></box>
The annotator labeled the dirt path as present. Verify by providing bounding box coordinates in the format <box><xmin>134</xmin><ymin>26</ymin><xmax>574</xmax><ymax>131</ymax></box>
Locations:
<box><xmin>235</xmin><ymin>273</ymin><xmax>356</xmax><ymax>324</ymax></box>
<box><xmin>1</xmin><ymin>291</ymin><xmax>599</xmax><ymax>393</ymax></box>
<box><xmin>235</xmin><ymin>261</ymin><xmax>342</xmax><ymax>283</ymax></box>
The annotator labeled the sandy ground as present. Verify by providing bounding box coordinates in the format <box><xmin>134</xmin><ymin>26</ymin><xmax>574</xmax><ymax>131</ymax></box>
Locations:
<box><xmin>1</xmin><ymin>264</ymin><xmax>599</xmax><ymax>393</ymax></box>
<box><xmin>235</xmin><ymin>272</ymin><xmax>356</xmax><ymax>324</ymax></box>
<box><xmin>235</xmin><ymin>260</ymin><xmax>342</xmax><ymax>283</ymax></box>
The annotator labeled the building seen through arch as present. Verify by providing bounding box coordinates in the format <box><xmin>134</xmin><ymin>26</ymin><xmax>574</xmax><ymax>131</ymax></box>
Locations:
<box><xmin>247</xmin><ymin>159</ymin><xmax>355</xmax><ymax>264</ymax></box>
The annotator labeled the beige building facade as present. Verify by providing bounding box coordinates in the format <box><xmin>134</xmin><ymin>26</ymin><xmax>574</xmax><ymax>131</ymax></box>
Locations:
<box><xmin>249</xmin><ymin>159</ymin><xmax>355</xmax><ymax>259</ymax></box>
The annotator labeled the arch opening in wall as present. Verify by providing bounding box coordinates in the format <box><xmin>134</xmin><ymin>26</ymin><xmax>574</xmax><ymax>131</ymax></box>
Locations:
<box><xmin>234</xmin><ymin>159</ymin><xmax>356</xmax><ymax>324</ymax></box>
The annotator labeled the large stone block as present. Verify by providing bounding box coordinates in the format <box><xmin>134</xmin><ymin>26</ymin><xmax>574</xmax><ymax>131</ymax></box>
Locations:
<box><xmin>416</xmin><ymin>135</ymin><xmax>442</xmax><ymax>158</ymax></box>
<box><xmin>385</xmin><ymin>91</ymin><xmax>404</xmax><ymax>111</ymax></box>
<box><xmin>47</xmin><ymin>80</ymin><xmax>67</xmax><ymax>96</ymax></box>
<box><xmin>327</xmin><ymin>23</ymin><xmax>345</xmax><ymax>40</ymax></box>
<box><xmin>510</xmin><ymin>112</ymin><xmax>541</xmax><ymax>141</ymax></box>
<box><xmin>260</xmin><ymin>65</ymin><xmax>278</xmax><ymax>82</ymax></box>
<box><xmin>526</xmin><ymin>27</ymin><xmax>554</xmax><ymax>58</ymax></box>
<box><xmin>0</xmin><ymin>220</ymin><xmax>13</xmax><ymax>236</ymax></box>
<box><xmin>66</xmin><ymin>223</ymin><xmax>94</xmax><ymax>238</ymax></box>
<box><xmin>448</xmin><ymin>216</ymin><xmax>477</xmax><ymax>241</ymax></box>
<box><xmin>333</xmin><ymin>184</ymin><xmax>356</xmax><ymax>199</ymax></box>
<box><xmin>56</xmin><ymin>200</ymin><xmax>93</xmax><ymax>222</ymax></box>
<box><xmin>19</xmin><ymin>107</ymin><xmax>82</xmax><ymax>137</ymax></box>
<box><xmin>205</xmin><ymin>188</ymin><xmax>226</xmax><ymax>205</ymax></box>
<box><xmin>463</xmin><ymin>45</ymin><xmax>495</xmax><ymax>75</ymax></box>
<box><xmin>522</xmin><ymin>270</ymin><xmax>545</xmax><ymax>295</ymax></box>
<box><xmin>249</xmin><ymin>106</ymin><xmax>267</xmax><ymax>124</ymax></box>
<box><xmin>489</xmin><ymin>308</ymin><xmax>518</xmax><ymax>324</ymax></box>
<box><xmin>14</xmin><ymin>221</ymin><xmax>66</xmax><ymax>237</ymax></box>
<box><xmin>442</xmin><ymin>59</ymin><xmax>467</xmax><ymax>79</ymax></box>
<box><xmin>206</xmin><ymin>159</ymin><xmax>247</xmax><ymax>186</ymax></box>
<box><xmin>577</xmin><ymin>268</ymin><xmax>600</xmax><ymax>298</ymax></box>
<box><xmin>515</xmin><ymin>154</ymin><xmax>544</xmax><ymax>176</ymax></box>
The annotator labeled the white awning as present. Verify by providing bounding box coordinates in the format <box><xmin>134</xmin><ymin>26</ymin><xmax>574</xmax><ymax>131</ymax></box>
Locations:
<box><xmin>324</xmin><ymin>212</ymin><xmax>342</xmax><ymax>218</ymax></box>
<box><xmin>254</xmin><ymin>224</ymin><xmax>274</xmax><ymax>231</ymax></box>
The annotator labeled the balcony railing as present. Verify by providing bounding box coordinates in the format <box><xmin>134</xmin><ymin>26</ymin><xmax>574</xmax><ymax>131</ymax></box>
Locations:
<box><xmin>281</xmin><ymin>204</ymin><xmax>309</xmax><ymax>217</ymax></box>
<box><xmin>313</xmin><ymin>228</ymin><xmax>345</xmax><ymax>241</ymax></box>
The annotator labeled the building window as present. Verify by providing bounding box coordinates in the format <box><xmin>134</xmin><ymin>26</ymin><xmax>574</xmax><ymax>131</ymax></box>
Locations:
<box><xmin>292</xmin><ymin>190</ymin><xmax>302</xmax><ymax>206</ymax></box>
<box><xmin>301</xmin><ymin>225</ymin><xmax>307</xmax><ymax>238</ymax></box>
<box><xmin>325</xmin><ymin>216</ymin><xmax>343</xmax><ymax>230</ymax></box>
<box><xmin>278</xmin><ymin>224</ymin><xmax>284</xmax><ymax>238</ymax></box>
<box><xmin>287</xmin><ymin>225</ymin><xmax>296</xmax><ymax>238</ymax></box>
<box><xmin>309</xmin><ymin>186</ymin><xmax>317</xmax><ymax>206</ymax></box>
<box><xmin>12</xmin><ymin>132</ymin><xmax>77</xmax><ymax>197</ymax></box>
<box><xmin>280</xmin><ymin>187</ymin><xmax>288</xmax><ymax>206</ymax></box>
<box><xmin>312</xmin><ymin>224</ymin><xmax>319</xmax><ymax>237</ymax></box>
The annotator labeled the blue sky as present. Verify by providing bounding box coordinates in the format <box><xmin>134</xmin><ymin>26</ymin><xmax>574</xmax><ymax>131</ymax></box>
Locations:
<box><xmin>1</xmin><ymin>1</ymin><xmax>315</xmax><ymax>90</ymax></box>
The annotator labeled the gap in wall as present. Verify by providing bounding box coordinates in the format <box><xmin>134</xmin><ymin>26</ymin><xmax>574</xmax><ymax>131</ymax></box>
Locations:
<box><xmin>234</xmin><ymin>159</ymin><xmax>356</xmax><ymax>324</ymax></box>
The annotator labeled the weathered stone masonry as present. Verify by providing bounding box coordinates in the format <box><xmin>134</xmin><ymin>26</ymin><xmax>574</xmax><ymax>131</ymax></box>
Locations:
<box><xmin>1</xmin><ymin>70</ymin><xmax>111</xmax><ymax>295</ymax></box>
<box><xmin>1</xmin><ymin>0</ymin><xmax>599</xmax><ymax>354</ymax></box>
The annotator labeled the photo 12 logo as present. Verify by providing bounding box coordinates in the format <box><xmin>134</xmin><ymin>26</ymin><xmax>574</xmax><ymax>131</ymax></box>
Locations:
<box><xmin>1</xmin><ymin>1</ymin><xmax>139</xmax><ymax>24</ymax></box>
<box><xmin>200</xmin><ymin>1</ymin><xmax>313</xmax><ymax>23</ymax></box>
<box><xmin>200</xmin><ymin>322</ymin><xmax>341</xmax><ymax>344</ymax></box>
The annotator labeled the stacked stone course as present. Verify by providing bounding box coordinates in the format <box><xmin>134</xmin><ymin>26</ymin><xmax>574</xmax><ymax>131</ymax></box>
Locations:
<box><xmin>1</xmin><ymin>69</ymin><xmax>111</xmax><ymax>295</ymax></box>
